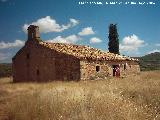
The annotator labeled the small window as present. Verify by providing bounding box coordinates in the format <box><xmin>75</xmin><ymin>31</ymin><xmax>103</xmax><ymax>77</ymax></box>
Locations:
<box><xmin>96</xmin><ymin>66</ymin><xmax>100</xmax><ymax>72</ymax></box>
<box><xmin>124</xmin><ymin>64</ymin><xmax>126</xmax><ymax>70</ymax></box>
<box><xmin>26</xmin><ymin>53</ymin><xmax>30</xmax><ymax>59</ymax></box>
<box><xmin>36</xmin><ymin>69</ymin><xmax>40</xmax><ymax>75</ymax></box>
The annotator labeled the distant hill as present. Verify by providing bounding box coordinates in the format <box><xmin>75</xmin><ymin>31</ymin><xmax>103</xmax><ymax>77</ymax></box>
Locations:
<box><xmin>137</xmin><ymin>52</ymin><xmax>160</xmax><ymax>71</ymax></box>
<box><xmin>0</xmin><ymin>63</ymin><xmax>12</xmax><ymax>78</ymax></box>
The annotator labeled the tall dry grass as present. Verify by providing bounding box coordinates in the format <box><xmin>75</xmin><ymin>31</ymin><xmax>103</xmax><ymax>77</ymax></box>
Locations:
<box><xmin>0</xmin><ymin>71</ymin><xmax>160</xmax><ymax>120</ymax></box>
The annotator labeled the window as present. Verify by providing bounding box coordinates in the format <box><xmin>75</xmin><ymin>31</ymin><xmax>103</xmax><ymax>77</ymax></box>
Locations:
<box><xmin>124</xmin><ymin>64</ymin><xmax>126</xmax><ymax>70</ymax></box>
<box><xmin>36</xmin><ymin>69</ymin><xmax>40</xmax><ymax>75</ymax></box>
<box><xmin>26</xmin><ymin>53</ymin><xmax>30</xmax><ymax>59</ymax></box>
<box><xmin>96</xmin><ymin>66</ymin><xmax>100</xmax><ymax>72</ymax></box>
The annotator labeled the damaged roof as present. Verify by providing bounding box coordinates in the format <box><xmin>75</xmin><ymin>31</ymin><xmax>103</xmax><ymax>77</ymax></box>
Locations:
<box><xmin>39</xmin><ymin>41</ymin><xmax>138</xmax><ymax>61</ymax></box>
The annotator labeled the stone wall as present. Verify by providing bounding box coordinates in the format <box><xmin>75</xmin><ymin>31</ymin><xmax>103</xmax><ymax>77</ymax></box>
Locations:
<box><xmin>12</xmin><ymin>40</ymin><xmax>80</xmax><ymax>82</ymax></box>
<box><xmin>80</xmin><ymin>60</ymin><xmax>140</xmax><ymax>80</ymax></box>
<box><xmin>119</xmin><ymin>61</ymin><xmax>140</xmax><ymax>77</ymax></box>
<box><xmin>55</xmin><ymin>54</ymin><xmax>80</xmax><ymax>81</ymax></box>
<box><xmin>80</xmin><ymin>60</ymin><xmax>111</xmax><ymax>80</ymax></box>
<box><xmin>106</xmin><ymin>61</ymin><xmax>140</xmax><ymax>77</ymax></box>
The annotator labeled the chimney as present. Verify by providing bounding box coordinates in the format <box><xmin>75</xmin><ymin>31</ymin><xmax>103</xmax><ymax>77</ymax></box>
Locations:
<box><xmin>27</xmin><ymin>25</ymin><xmax>40</xmax><ymax>40</ymax></box>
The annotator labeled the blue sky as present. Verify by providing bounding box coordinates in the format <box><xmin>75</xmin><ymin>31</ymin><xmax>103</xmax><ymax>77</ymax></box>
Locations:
<box><xmin>0</xmin><ymin>0</ymin><xmax>160</xmax><ymax>63</ymax></box>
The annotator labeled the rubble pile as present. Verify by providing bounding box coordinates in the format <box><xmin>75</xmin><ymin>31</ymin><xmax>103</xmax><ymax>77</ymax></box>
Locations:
<box><xmin>39</xmin><ymin>42</ymin><xmax>138</xmax><ymax>61</ymax></box>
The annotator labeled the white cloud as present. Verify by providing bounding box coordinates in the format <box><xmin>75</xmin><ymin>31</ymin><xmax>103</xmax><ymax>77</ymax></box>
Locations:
<box><xmin>90</xmin><ymin>37</ymin><xmax>102</xmax><ymax>44</ymax></box>
<box><xmin>46</xmin><ymin>35</ymin><xmax>81</xmax><ymax>44</ymax></box>
<box><xmin>147</xmin><ymin>49</ymin><xmax>160</xmax><ymax>54</ymax></box>
<box><xmin>1</xmin><ymin>0</ymin><xmax>7</xmax><ymax>2</ymax></box>
<box><xmin>155</xmin><ymin>43</ymin><xmax>160</xmax><ymax>47</ymax></box>
<box><xmin>78</xmin><ymin>27</ymin><xmax>95</xmax><ymax>36</ymax></box>
<box><xmin>0</xmin><ymin>40</ymin><xmax>25</xmax><ymax>49</ymax></box>
<box><xmin>120</xmin><ymin>34</ymin><xmax>146</xmax><ymax>52</ymax></box>
<box><xmin>23</xmin><ymin>16</ymin><xmax>79</xmax><ymax>33</ymax></box>
<box><xmin>0</xmin><ymin>52</ymin><xmax>10</xmax><ymax>61</ymax></box>
<box><xmin>69</xmin><ymin>18</ymin><xmax>79</xmax><ymax>26</ymax></box>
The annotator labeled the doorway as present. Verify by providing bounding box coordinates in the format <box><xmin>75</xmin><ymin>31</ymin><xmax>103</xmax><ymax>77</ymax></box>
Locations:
<box><xmin>113</xmin><ymin>65</ymin><xmax>120</xmax><ymax>77</ymax></box>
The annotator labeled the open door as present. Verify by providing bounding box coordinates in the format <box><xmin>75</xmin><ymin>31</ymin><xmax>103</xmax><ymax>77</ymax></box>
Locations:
<box><xmin>113</xmin><ymin>65</ymin><xmax>120</xmax><ymax>77</ymax></box>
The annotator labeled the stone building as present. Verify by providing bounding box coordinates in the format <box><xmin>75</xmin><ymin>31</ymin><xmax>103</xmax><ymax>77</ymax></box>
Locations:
<box><xmin>12</xmin><ymin>25</ymin><xmax>140</xmax><ymax>82</ymax></box>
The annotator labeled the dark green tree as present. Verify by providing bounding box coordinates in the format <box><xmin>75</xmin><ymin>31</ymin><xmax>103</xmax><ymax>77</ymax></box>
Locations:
<box><xmin>108</xmin><ymin>24</ymin><xmax>119</xmax><ymax>54</ymax></box>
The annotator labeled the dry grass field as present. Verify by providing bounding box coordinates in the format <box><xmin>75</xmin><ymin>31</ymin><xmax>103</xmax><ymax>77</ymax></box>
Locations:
<box><xmin>0</xmin><ymin>71</ymin><xmax>160</xmax><ymax>120</ymax></box>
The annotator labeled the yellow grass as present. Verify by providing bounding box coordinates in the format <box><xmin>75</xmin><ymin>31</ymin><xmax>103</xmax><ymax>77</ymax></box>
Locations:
<box><xmin>0</xmin><ymin>71</ymin><xmax>160</xmax><ymax>120</ymax></box>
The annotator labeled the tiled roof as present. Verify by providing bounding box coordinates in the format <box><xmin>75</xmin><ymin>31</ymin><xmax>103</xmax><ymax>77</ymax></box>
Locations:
<box><xmin>39</xmin><ymin>41</ymin><xmax>138</xmax><ymax>61</ymax></box>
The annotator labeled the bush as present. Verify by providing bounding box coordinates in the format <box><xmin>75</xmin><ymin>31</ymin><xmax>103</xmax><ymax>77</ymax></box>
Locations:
<box><xmin>0</xmin><ymin>63</ymin><xmax>12</xmax><ymax>78</ymax></box>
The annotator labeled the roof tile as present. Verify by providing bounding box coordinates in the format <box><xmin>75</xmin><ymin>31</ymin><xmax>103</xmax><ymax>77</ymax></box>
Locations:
<box><xmin>39</xmin><ymin>41</ymin><xmax>138</xmax><ymax>61</ymax></box>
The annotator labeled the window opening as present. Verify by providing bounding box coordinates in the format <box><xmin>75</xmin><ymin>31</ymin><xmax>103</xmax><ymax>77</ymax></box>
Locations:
<box><xmin>26</xmin><ymin>53</ymin><xmax>30</xmax><ymax>59</ymax></box>
<box><xmin>96</xmin><ymin>66</ymin><xmax>100</xmax><ymax>72</ymax></box>
<box><xmin>124</xmin><ymin>64</ymin><xmax>126</xmax><ymax>70</ymax></box>
<box><xmin>36</xmin><ymin>69</ymin><xmax>40</xmax><ymax>75</ymax></box>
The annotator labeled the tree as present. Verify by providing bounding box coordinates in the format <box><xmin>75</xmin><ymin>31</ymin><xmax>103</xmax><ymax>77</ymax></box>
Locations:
<box><xmin>108</xmin><ymin>24</ymin><xmax>119</xmax><ymax>54</ymax></box>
